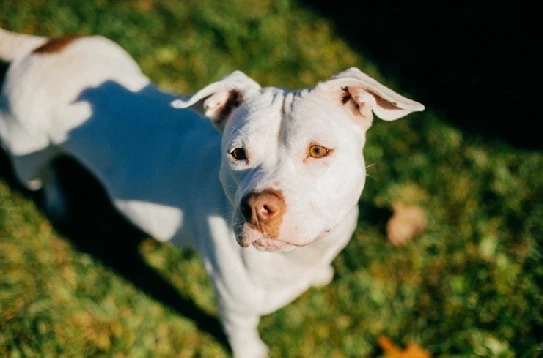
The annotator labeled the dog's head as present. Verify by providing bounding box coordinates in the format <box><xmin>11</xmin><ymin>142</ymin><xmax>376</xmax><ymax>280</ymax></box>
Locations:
<box><xmin>172</xmin><ymin>68</ymin><xmax>423</xmax><ymax>252</ymax></box>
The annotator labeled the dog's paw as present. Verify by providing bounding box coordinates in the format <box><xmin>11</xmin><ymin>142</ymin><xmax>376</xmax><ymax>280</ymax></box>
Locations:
<box><xmin>312</xmin><ymin>265</ymin><xmax>334</xmax><ymax>288</ymax></box>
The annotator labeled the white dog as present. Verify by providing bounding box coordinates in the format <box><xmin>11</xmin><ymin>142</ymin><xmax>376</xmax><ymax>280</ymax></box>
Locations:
<box><xmin>0</xmin><ymin>29</ymin><xmax>423</xmax><ymax>357</ymax></box>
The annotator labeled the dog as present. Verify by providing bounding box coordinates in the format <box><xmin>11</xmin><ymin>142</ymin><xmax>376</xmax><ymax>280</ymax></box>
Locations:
<box><xmin>0</xmin><ymin>28</ymin><xmax>424</xmax><ymax>357</ymax></box>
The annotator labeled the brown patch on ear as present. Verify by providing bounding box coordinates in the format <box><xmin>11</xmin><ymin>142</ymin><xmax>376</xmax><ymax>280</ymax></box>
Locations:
<box><xmin>366</xmin><ymin>89</ymin><xmax>400</xmax><ymax>110</ymax></box>
<box><xmin>33</xmin><ymin>35</ymin><xmax>83</xmax><ymax>55</ymax></box>
<box><xmin>214</xmin><ymin>90</ymin><xmax>242</xmax><ymax>129</ymax></box>
<box><xmin>341</xmin><ymin>86</ymin><xmax>373</xmax><ymax>128</ymax></box>
<box><xmin>341</xmin><ymin>86</ymin><xmax>352</xmax><ymax>104</ymax></box>
<box><xmin>341</xmin><ymin>86</ymin><xmax>362</xmax><ymax>115</ymax></box>
<box><xmin>220</xmin><ymin>90</ymin><xmax>242</xmax><ymax>118</ymax></box>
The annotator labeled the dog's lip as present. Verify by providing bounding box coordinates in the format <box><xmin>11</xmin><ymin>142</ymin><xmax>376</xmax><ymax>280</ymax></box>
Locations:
<box><xmin>252</xmin><ymin>237</ymin><xmax>298</xmax><ymax>252</ymax></box>
<box><xmin>238</xmin><ymin>228</ymin><xmax>331</xmax><ymax>251</ymax></box>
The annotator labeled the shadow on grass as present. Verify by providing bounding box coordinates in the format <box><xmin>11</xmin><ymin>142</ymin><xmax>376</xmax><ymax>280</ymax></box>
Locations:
<box><xmin>300</xmin><ymin>2</ymin><xmax>540</xmax><ymax>150</ymax></box>
<box><xmin>0</xmin><ymin>148</ymin><xmax>229</xmax><ymax>350</ymax></box>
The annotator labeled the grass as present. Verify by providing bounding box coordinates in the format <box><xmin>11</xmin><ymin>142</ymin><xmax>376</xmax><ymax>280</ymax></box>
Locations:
<box><xmin>1</xmin><ymin>0</ymin><xmax>541</xmax><ymax>357</ymax></box>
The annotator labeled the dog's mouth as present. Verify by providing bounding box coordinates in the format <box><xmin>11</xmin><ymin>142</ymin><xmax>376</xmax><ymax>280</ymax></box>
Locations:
<box><xmin>235</xmin><ymin>223</ymin><xmax>304</xmax><ymax>252</ymax></box>
<box><xmin>237</xmin><ymin>225</ymin><xmax>326</xmax><ymax>253</ymax></box>
<box><xmin>251</xmin><ymin>237</ymin><xmax>299</xmax><ymax>252</ymax></box>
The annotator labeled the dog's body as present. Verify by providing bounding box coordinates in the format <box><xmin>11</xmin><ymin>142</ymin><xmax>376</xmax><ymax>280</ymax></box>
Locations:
<box><xmin>0</xmin><ymin>29</ymin><xmax>423</xmax><ymax>357</ymax></box>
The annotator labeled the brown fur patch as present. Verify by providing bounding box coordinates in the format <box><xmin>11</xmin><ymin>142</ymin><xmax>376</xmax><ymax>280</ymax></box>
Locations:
<box><xmin>33</xmin><ymin>35</ymin><xmax>83</xmax><ymax>55</ymax></box>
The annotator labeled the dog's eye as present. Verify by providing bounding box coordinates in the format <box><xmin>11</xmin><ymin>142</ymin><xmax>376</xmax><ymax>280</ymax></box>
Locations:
<box><xmin>308</xmin><ymin>144</ymin><xmax>330</xmax><ymax>158</ymax></box>
<box><xmin>230</xmin><ymin>148</ymin><xmax>247</xmax><ymax>161</ymax></box>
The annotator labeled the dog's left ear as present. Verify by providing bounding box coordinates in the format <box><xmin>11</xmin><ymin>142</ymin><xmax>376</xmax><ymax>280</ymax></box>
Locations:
<box><xmin>317</xmin><ymin>67</ymin><xmax>424</xmax><ymax>129</ymax></box>
<box><xmin>171</xmin><ymin>71</ymin><xmax>261</xmax><ymax>131</ymax></box>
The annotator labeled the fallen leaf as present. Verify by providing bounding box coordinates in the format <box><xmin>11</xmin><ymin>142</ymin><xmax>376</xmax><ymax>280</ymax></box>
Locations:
<box><xmin>378</xmin><ymin>335</ymin><xmax>431</xmax><ymax>358</ymax></box>
<box><xmin>386</xmin><ymin>203</ymin><xmax>427</xmax><ymax>246</ymax></box>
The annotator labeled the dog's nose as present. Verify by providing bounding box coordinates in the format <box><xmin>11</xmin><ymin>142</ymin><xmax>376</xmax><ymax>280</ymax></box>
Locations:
<box><xmin>242</xmin><ymin>192</ymin><xmax>280</xmax><ymax>222</ymax></box>
<box><xmin>241</xmin><ymin>189</ymin><xmax>285</xmax><ymax>238</ymax></box>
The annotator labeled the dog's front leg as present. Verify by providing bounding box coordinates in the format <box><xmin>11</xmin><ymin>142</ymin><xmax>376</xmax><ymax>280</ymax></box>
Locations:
<box><xmin>219</xmin><ymin>305</ymin><xmax>268</xmax><ymax>358</ymax></box>
<box><xmin>199</xmin><ymin>217</ymin><xmax>269</xmax><ymax>357</ymax></box>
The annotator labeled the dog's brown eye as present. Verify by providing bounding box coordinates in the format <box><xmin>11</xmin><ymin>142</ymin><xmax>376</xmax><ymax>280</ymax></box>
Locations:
<box><xmin>230</xmin><ymin>148</ymin><xmax>247</xmax><ymax>161</ymax></box>
<box><xmin>308</xmin><ymin>144</ymin><xmax>330</xmax><ymax>158</ymax></box>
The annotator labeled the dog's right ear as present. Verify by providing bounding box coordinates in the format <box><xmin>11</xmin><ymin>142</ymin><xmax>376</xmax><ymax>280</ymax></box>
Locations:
<box><xmin>171</xmin><ymin>71</ymin><xmax>260</xmax><ymax>131</ymax></box>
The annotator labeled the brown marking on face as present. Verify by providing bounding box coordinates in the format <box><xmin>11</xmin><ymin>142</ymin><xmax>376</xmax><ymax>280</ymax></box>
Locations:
<box><xmin>241</xmin><ymin>189</ymin><xmax>286</xmax><ymax>239</ymax></box>
<box><xmin>33</xmin><ymin>35</ymin><xmax>84</xmax><ymax>55</ymax></box>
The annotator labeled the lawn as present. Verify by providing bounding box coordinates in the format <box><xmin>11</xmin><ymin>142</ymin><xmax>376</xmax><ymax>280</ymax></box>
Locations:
<box><xmin>1</xmin><ymin>1</ymin><xmax>541</xmax><ymax>357</ymax></box>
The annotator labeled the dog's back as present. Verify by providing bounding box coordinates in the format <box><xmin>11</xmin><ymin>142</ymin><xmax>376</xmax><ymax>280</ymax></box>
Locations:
<box><xmin>0</xmin><ymin>31</ymin><xmax>148</xmax><ymax>186</ymax></box>
<box><xmin>1</xmin><ymin>31</ymin><xmax>149</xmax><ymax>154</ymax></box>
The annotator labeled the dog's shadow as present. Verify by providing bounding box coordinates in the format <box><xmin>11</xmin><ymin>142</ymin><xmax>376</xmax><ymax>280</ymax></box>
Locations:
<box><xmin>0</xmin><ymin>148</ymin><xmax>229</xmax><ymax>349</ymax></box>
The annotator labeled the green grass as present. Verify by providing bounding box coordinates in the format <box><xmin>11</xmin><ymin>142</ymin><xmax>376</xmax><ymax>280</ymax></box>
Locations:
<box><xmin>1</xmin><ymin>1</ymin><xmax>541</xmax><ymax>357</ymax></box>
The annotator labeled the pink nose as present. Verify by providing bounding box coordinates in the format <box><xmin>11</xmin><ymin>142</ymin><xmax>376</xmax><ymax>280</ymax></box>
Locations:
<box><xmin>241</xmin><ymin>189</ymin><xmax>285</xmax><ymax>239</ymax></box>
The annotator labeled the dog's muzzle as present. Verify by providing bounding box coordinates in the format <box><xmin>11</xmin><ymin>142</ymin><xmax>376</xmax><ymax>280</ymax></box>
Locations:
<box><xmin>238</xmin><ymin>189</ymin><xmax>286</xmax><ymax>248</ymax></box>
